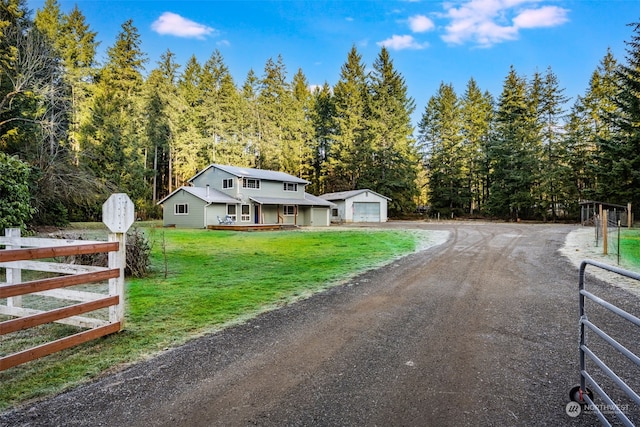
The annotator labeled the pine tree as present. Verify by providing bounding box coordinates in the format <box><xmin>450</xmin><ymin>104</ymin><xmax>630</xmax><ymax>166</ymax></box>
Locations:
<box><xmin>537</xmin><ymin>67</ymin><xmax>569</xmax><ymax>220</ymax></box>
<box><xmin>81</xmin><ymin>19</ymin><xmax>148</xmax><ymax>208</ymax></box>
<box><xmin>601</xmin><ymin>23</ymin><xmax>640</xmax><ymax>210</ymax></box>
<box><xmin>460</xmin><ymin>79</ymin><xmax>494</xmax><ymax>214</ymax></box>
<box><xmin>143</xmin><ymin>49</ymin><xmax>180</xmax><ymax>205</ymax></box>
<box><xmin>285</xmin><ymin>68</ymin><xmax>314</xmax><ymax>179</ymax></box>
<box><xmin>487</xmin><ymin>66</ymin><xmax>539</xmax><ymax>220</ymax></box>
<box><xmin>564</xmin><ymin>50</ymin><xmax>619</xmax><ymax>206</ymax></box>
<box><xmin>366</xmin><ymin>47</ymin><xmax>418</xmax><ymax>214</ymax></box>
<box><xmin>419</xmin><ymin>82</ymin><xmax>465</xmax><ymax>216</ymax></box>
<box><xmin>256</xmin><ymin>55</ymin><xmax>291</xmax><ymax>170</ymax></box>
<box><xmin>328</xmin><ymin>45</ymin><xmax>369</xmax><ymax>191</ymax></box>
<box><xmin>239</xmin><ymin>68</ymin><xmax>261</xmax><ymax>166</ymax></box>
<box><xmin>309</xmin><ymin>82</ymin><xmax>335</xmax><ymax>194</ymax></box>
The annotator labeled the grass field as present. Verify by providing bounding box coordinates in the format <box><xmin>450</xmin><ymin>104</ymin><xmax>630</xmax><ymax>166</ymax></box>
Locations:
<box><xmin>0</xmin><ymin>226</ymin><xmax>420</xmax><ymax>411</ymax></box>
<box><xmin>620</xmin><ymin>229</ymin><xmax>640</xmax><ymax>270</ymax></box>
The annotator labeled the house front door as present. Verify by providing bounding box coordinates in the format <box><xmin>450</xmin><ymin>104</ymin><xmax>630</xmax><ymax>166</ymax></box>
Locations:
<box><xmin>254</xmin><ymin>204</ymin><xmax>260</xmax><ymax>224</ymax></box>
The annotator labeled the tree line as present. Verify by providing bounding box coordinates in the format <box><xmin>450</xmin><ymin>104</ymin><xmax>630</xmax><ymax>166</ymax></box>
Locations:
<box><xmin>1</xmin><ymin>0</ymin><xmax>639</xmax><ymax>228</ymax></box>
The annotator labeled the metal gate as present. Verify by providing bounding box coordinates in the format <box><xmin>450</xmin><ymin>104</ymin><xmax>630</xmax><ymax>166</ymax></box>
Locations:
<box><xmin>571</xmin><ymin>259</ymin><xmax>640</xmax><ymax>426</ymax></box>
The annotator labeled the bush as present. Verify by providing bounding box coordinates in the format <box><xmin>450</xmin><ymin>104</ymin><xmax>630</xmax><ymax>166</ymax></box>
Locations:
<box><xmin>51</xmin><ymin>227</ymin><xmax>150</xmax><ymax>278</ymax></box>
<box><xmin>0</xmin><ymin>153</ymin><xmax>35</xmax><ymax>230</ymax></box>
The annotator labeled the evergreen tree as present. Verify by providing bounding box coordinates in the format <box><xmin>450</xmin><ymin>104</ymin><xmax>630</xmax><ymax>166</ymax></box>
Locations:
<box><xmin>239</xmin><ymin>68</ymin><xmax>261</xmax><ymax>167</ymax></box>
<box><xmin>256</xmin><ymin>55</ymin><xmax>290</xmax><ymax>170</ymax></box>
<box><xmin>328</xmin><ymin>45</ymin><xmax>369</xmax><ymax>191</ymax></box>
<box><xmin>564</xmin><ymin>50</ymin><xmax>620</xmax><ymax>207</ymax></box>
<box><xmin>537</xmin><ymin>67</ymin><xmax>569</xmax><ymax>220</ymax></box>
<box><xmin>309</xmin><ymin>82</ymin><xmax>335</xmax><ymax>194</ymax></box>
<box><xmin>487</xmin><ymin>66</ymin><xmax>539</xmax><ymax>220</ymax></box>
<box><xmin>174</xmin><ymin>55</ymin><xmax>206</xmax><ymax>189</ymax></box>
<box><xmin>601</xmin><ymin>23</ymin><xmax>640</xmax><ymax>210</ymax></box>
<box><xmin>367</xmin><ymin>47</ymin><xmax>418</xmax><ymax>214</ymax></box>
<box><xmin>143</xmin><ymin>49</ymin><xmax>180</xmax><ymax>206</ymax></box>
<box><xmin>460</xmin><ymin>78</ymin><xmax>493</xmax><ymax>214</ymax></box>
<box><xmin>419</xmin><ymin>82</ymin><xmax>465</xmax><ymax>216</ymax></box>
<box><xmin>284</xmin><ymin>68</ymin><xmax>314</xmax><ymax>179</ymax></box>
<box><xmin>81</xmin><ymin>19</ymin><xmax>148</xmax><ymax>210</ymax></box>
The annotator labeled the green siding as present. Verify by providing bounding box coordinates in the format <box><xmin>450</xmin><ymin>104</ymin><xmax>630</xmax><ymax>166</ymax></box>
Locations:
<box><xmin>162</xmin><ymin>190</ymin><xmax>207</xmax><ymax>228</ymax></box>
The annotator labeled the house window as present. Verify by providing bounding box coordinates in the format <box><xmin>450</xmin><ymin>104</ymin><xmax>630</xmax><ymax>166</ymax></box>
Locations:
<box><xmin>242</xmin><ymin>178</ymin><xmax>260</xmax><ymax>189</ymax></box>
<box><xmin>332</xmin><ymin>208</ymin><xmax>339</xmax><ymax>217</ymax></box>
<box><xmin>222</xmin><ymin>178</ymin><xmax>234</xmax><ymax>189</ymax></box>
<box><xmin>283</xmin><ymin>205</ymin><xmax>296</xmax><ymax>216</ymax></box>
<box><xmin>174</xmin><ymin>203</ymin><xmax>188</xmax><ymax>215</ymax></box>
<box><xmin>241</xmin><ymin>204</ymin><xmax>250</xmax><ymax>222</ymax></box>
<box><xmin>283</xmin><ymin>182</ymin><xmax>298</xmax><ymax>192</ymax></box>
<box><xmin>227</xmin><ymin>204</ymin><xmax>237</xmax><ymax>221</ymax></box>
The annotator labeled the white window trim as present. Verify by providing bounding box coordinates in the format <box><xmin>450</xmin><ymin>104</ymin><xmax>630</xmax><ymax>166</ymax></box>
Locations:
<box><xmin>174</xmin><ymin>203</ymin><xmax>188</xmax><ymax>215</ymax></box>
<box><xmin>283</xmin><ymin>182</ymin><xmax>298</xmax><ymax>192</ymax></box>
<box><xmin>222</xmin><ymin>178</ymin><xmax>234</xmax><ymax>189</ymax></box>
<box><xmin>283</xmin><ymin>205</ymin><xmax>296</xmax><ymax>216</ymax></box>
<box><xmin>242</xmin><ymin>178</ymin><xmax>260</xmax><ymax>189</ymax></box>
<box><xmin>241</xmin><ymin>204</ymin><xmax>251</xmax><ymax>222</ymax></box>
<box><xmin>227</xmin><ymin>204</ymin><xmax>237</xmax><ymax>221</ymax></box>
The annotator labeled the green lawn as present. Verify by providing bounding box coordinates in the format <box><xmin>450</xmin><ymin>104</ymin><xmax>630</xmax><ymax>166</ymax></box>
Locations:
<box><xmin>0</xmin><ymin>227</ymin><xmax>420</xmax><ymax>411</ymax></box>
<box><xmin>620</xmin><ymin>229</ymin><xmax>640</xmax><ymax>270</ymax></box>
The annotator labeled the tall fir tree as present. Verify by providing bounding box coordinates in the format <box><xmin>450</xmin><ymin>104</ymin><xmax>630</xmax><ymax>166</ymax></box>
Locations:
<box><xmin>460</xmin><ymin>78</ymin><xmax>493</xmax><ymax>214</ymax></box>
<box><xmin>80</xmin><ymin>19</ymin><xmax>148</xmax><ymax>211</ymax></box>
<box><xmin>285</xmin><ymin>68</ymin><xmax>314</xmax><ymax>179</ymax></box>
<box><xmin>367</xmin><ymin>47</ymin><xmax>418</xmax><ymax>214</ymax></box>
<box><xmin>601</xmin><ymin>22</ymin><xmax>640</xmax><ymax>211</ymax></box>
<box><xmin>328</xmin><ymin>45</ymin><xmax>369</xmax><ymax>191</ymax></box>
<box><xmin>419</xmin><ymin>82</ymin><xmax>465</xmax><ymax>215</ymax></box>
<box><xmin>487</xmin><ymin>66</ymin><xmax>539</xmax><ymax>220</ymax></box>
<box><xmin>256</xmin><ymin>55</ymin><xmax>291</xmax><ymax>170</ymax></box>
<box><xmin>309</xmin><ymin>82</ymin><xmax>335</xmax><ymax>195</ymax></box>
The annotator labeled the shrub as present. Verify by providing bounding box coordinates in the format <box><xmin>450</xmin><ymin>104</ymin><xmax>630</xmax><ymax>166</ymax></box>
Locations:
<box><xmin>0</xmin><ymin>153</ymin><xmax>35</xmax><ymax>230</ymax></box>
<box><xmin>51</xmin><ymin>228</ymin><xmax>150</xmax><ymax>278</ymax></box>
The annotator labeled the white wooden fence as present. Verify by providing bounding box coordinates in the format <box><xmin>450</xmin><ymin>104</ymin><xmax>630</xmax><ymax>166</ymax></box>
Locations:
<box><xmin>0</xmin><ymin>194</ymin><xmax>134</xmax><ymax>371</ymax></box>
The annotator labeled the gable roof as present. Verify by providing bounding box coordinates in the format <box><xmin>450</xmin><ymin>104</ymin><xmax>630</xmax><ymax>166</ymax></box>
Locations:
<box><xmin>319</xmin><ymin>189</ymin><xmax>391</xmax><ymax>201</ymax></box>
<box><xmin>189</xmin><ymin>164</ymin><xmax>309</xmax><ymax>185</ymax></box>
<box><xmin>157</xmin><ymin>186</ymin><xmax>239</xmax><ymax>205</ymax></box>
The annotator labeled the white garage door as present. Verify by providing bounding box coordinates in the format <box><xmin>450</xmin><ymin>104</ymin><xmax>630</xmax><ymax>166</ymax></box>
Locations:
<box><xmin>353</xmin><ymin>202</ymin><xmax>380</xmax><ymax>222</ymax></box>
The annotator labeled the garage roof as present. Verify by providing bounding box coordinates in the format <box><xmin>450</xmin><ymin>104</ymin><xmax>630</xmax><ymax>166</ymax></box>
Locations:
<box><xmin>319</xmin><ymin>189</ymin><xmax>391</xmax><ymax>201</ymax></box>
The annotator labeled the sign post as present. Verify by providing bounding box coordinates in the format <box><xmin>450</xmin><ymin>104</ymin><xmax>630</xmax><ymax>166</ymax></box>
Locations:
<box><xmin>102</xmin><ymin>194</ymin><xmax>135</xmax><ymax>329</ymax></box>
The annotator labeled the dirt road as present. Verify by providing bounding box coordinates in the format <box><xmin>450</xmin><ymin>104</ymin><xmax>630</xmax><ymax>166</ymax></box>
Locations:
<box><xmin>2</xmin><ymin>222</ymin><xmax>639</xmax><ymax>426</ymax></box>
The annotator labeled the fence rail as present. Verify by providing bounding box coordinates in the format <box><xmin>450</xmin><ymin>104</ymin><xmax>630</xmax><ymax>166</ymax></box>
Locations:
<box><xmin>572</xmin><ymin>259</ymin><xmax>640</xmax><ymax>426</ymax></box>
<box><xmin>0</xmin><ymin>230</ymin><xmax>125</xmax><ymax>371</ymax></box>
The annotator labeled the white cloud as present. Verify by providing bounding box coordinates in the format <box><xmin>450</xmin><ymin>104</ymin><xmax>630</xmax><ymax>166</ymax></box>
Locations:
<box><xmin>513</xmin><ymin>6</ymin><xmax>569</xmax><ymax>28</ymax></box>
<box><xmin>408</xmin><ymin>14</ymin><xmax>435</xmax><ymax>33</ymax></box>
<box><xmin>151</xmin><ymin>12</ymin><xmax>216</xmax><ymax>39</ymax></box>
<box><xmin>377</xmin><ymin>34</ymin><xmax>429</xmax><ymax>50</ymax></box>
<box><xmin>440</xmin><ymin>0</ymin><xmax>569</xmax><ymax>47</ymax></box>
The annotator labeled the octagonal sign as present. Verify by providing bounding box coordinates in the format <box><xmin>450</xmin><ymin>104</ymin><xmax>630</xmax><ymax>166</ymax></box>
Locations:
<box><xmin>102</xmin><ymin>193</ymin><xmax>135</xmax><ymax>233</ymax></box>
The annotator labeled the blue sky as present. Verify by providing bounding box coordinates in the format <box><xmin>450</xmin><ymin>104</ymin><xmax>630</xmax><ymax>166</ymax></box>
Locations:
<box><xmin>27</xmin><ymin>0</ymin><xmax>640</xmax><ymax>125</ymax></box>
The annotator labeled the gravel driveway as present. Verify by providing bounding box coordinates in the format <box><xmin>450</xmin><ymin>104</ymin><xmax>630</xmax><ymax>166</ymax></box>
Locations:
<box><xmin>2</xmin><ymin>221</ymin><xmax>639</xmax><ymax>426</ymax></box>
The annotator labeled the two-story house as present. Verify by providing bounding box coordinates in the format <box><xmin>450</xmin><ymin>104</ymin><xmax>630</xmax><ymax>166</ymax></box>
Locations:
<box><xmin>158</xmin><ymin>164</ymin><xmax>335</xmax><ymax>228</ymax></box>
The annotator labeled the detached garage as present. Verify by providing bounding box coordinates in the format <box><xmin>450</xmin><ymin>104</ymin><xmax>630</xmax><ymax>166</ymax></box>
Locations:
<box><xmin>319</xmin><ymin>189</ymin><xmax>391</xmax><ymax>223</ymax></box>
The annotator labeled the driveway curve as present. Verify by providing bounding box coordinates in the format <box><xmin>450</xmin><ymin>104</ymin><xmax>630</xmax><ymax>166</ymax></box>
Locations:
<box><xmin>2</xmin><ymin>222</ymin><xmax>639</xmax><ymax>426</ymax></box>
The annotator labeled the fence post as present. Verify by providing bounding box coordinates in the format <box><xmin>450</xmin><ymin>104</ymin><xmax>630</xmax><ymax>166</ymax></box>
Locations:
<box><xmin>603</xmin><ymin>210</ymin><xmax>608</xmax><ymax>256</ymax></box>
<box><xmin>102</xmin><ymin>194</ymin><xmax>135</xmax><ymax>330</ymax></box>
<box><xmin>5</xmin><ymin>228</ymin><xmax>22</xmax><ymax>308</ymax></box>
<box><xmin>629</xmin><ymin>203</ymin><xmax>633</xmax><ymax>229</ymax></box>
